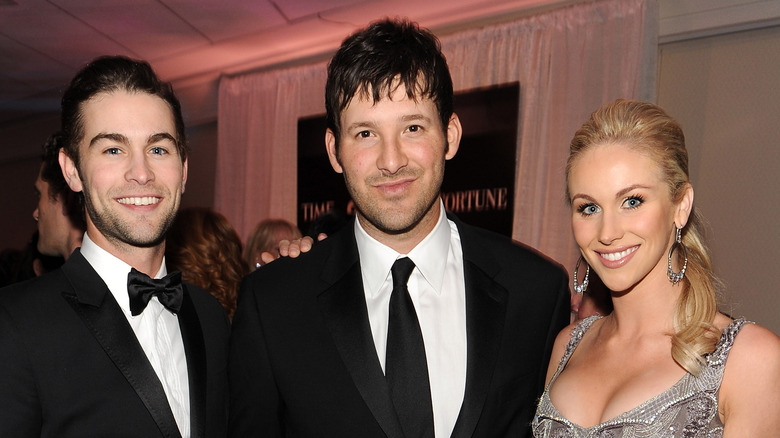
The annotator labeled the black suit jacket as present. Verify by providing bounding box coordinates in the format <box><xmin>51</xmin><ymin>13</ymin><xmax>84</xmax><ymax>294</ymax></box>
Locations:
<box><xmin>229</xmin><ymin>216</ymin><xmax>570</xmax><ymax>437</ymax></box>
<box><xmin>0</xmin><ymin>249</ymin><xmax>230</xmax><ymax>438</ymax></box>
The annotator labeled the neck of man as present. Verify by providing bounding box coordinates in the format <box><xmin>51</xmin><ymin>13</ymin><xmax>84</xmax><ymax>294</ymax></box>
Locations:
<box><xmin>357</xmin><ymin>198</ymin><xmax>442</xmax><ymax>254</ymax></box>
<box><xmin>86</xmin><ymin>227</ymin><xmax>166</xmax><ymax>277</ymax></box>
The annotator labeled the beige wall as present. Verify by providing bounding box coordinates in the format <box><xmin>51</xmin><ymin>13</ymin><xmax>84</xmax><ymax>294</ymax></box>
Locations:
<box><xmin>658</xmin><ymin>25</ymin><xmax>780</xmax><ymax>333</ymax></box>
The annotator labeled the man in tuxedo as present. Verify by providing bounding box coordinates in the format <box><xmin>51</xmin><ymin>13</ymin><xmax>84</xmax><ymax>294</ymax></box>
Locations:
<box><xmin>0</xmin><ymin>56</ymin><xmax>229</xmax><ymax>437</ymax></box>
<box><xmin>33</xmin><ymin>132</ymin><xmax>85</xmax><ymax>261</ymax></box>
<box><xmin>229</xmin><ymin>19</ymin><xmax>570</xmax><ymax>438</ymax></box>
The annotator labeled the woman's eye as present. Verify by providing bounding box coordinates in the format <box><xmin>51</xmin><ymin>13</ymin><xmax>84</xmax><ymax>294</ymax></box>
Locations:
<box><xmin>577</xmin><ymin>203</ymin><xmax>600</xmax><ymax>216</ymax></box>
<box><xmin>408</xmin><ymin>125</ymin><xmax>420</xmax><ymax>132</ymax></box>
<box><xmin>623</xmin><ymin>196</ymin><xmax>644</xmax><ymax>209</ymax></box>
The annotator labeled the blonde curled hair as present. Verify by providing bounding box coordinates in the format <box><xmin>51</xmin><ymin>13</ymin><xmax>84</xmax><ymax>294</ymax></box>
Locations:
<box><xmin>567</xmin><ymin>99</ymin><xmax>721</xmax><ymax>375</ymax></box>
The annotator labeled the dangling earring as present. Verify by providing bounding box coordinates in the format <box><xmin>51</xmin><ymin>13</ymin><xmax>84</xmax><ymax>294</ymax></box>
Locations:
<box><xmin>667</xmin><ymin>226</ymin><xmax>688</xmax><ymax>284</ymax></box>
<box><xmin>573</xmin><ymin>256</ymin><xmax>590</xmax><ymax>294</ymax></box>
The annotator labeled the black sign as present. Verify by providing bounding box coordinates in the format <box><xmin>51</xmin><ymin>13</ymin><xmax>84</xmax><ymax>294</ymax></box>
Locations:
<box><xmin>297</xmin><ymin>83</ymin><xmax>519</xmax><ymax>237</ymax></box>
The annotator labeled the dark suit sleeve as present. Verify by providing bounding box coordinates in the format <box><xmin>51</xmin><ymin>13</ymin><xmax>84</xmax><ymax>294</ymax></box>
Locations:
<box><xmin>536</xmin><ymin>270</ymin><xmax>570</xmax><ymax>394</ymax></box>
<box><xmin>0</xmin><ymin>301</ymin><xmax>42</xmax><ymax>436</ymax></box>
<box><xmin>228</xmin><ymin>277</ymin><xmax>284</xmax><ymax>437</ymax></box>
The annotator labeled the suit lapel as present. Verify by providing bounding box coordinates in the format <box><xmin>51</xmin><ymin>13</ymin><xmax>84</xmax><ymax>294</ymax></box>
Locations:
<box><xmin>60</xmin><ymin>250</ymin><xmax>182</xmax><ymax>438</ymax></box>
<box><xmin>178</xmin><ymin>286</ymin><xmax>207</xmax><ymax>438</ymax></box>
<box><xmin>317</xmin><ymin>228</ymin><xmax>405</xmax><ymax>438</ymax></box>
<box><xmin>449</xmin><ymin>218</ymin><xmax>508</xmax><ymax>438</ymax></box>
<box><xmin>450</xmin><ymin>260</ymin><xmax>507</xmax><ymax>438</ymax></box>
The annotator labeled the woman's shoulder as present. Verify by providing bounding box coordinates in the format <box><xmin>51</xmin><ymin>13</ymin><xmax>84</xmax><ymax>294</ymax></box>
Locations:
<box><xmin>713</xmin><ymin>313</ymin><xmax>780</xmax><ymax>355</ymax></box>
<box><xmin>545</xmin><ymin>316</ymin><xmax>602</xmax><ymax>385</ymax></box>
<box><xmin>553</xmin><ymin>316</ymin><xmax>601</xmax><ymax>352</ymax></box>
<box><xmin>724</xmin><ymin>317</ymin><xmax>780</xmax><ymax>365</ymax></box>
<box><xmin>545</xmin><ymin>320</ymin><xmax>579</xmax><ymax>386</ymax></box>
<box><xmin>717</xmin><ymin>313</ymin><xmax>780</xmax><ymax>433</ymax></box>
<box><xmin>551</xmin><ymin>320</ymin><xmax>580</xmax><ymax>355</ymax></box>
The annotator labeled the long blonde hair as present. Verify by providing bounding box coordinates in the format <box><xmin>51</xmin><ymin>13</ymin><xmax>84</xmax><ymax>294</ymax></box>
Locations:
<box><xmin>567</xmin><ymin>99</ymin><xmax>721</xmax><ymax>375</ymax></box>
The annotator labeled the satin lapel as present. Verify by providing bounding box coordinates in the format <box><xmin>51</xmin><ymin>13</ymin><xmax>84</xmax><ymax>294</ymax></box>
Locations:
<box><xmin>178</xmin><ymin>286</ymin><xmax>207</xmax><ymax>438</ymax></box>
<box><xmin>449</xmin><ymin>221</ymin><xmax>508</xmax><ymax>438</ymax></box>
<box><xmin>316</xmin><ymin>231</ymin><xmax>404</xmax><ymax>438</ymax></box>
<box><xmin>60</xmin><ymin>251</ymin><xmax>182</xmax><ymax>438</ymax></box>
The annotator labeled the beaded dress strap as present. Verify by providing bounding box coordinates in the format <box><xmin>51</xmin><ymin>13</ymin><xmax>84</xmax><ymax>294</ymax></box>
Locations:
<box><xmin>547</xmin><ymin>315</ymin><xmax>601</xmax><ymax>388</ymax></box>
<box><xmin>706</xmin><ymin>318</ymin><xmax>750</xmax><ymax>367</ymax></box>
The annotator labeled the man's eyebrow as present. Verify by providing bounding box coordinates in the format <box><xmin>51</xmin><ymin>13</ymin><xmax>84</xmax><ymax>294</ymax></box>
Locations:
<box><xmin>88</xmin><ymin>132</ymin><xmax>177</xmax><ymax>147</ymax></box>
<box><xmin>148</xmin><ymin>133</ymin><xmax>177</xmax><ymax>145</ymax></box>
<box><xmin>89</xmin><ymin>133</ymin><xmax>128</xmax><ymax>147</ymax></box>
<box><xmin>400</xmin><ymin>114</ymin><xmax>430</xmax><ymax>122</ymax></box>
<box><xmin>345</xmin><ymin>121</ymin><xmax>377</xmax><ymax>131</ymax></box>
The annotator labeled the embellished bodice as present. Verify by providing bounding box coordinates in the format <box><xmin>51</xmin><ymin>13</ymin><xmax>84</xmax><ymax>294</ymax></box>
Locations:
<box><xmin>533</xmin><ymin>316</ymin><xmax>750</xmax><ymax>438</ymax></box>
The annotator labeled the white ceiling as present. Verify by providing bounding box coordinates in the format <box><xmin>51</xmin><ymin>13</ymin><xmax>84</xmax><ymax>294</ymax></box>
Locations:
<box><xmin>1</xmin><ymin>0</ymin><xmax>778</xmax><ymax>127</ymax></box>
<box><xmin>0</xmin><ymin>0</ymin><xmax>581</xmax><ymax>126</ymax></box>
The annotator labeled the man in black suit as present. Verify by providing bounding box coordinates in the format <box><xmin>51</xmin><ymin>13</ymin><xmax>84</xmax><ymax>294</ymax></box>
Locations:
<box><xmin>229</xmin><ymin>19</ymin><xmax>570</xmax><ymax>438</ymax></box>
<box><xmin>0</xmin><ymin>56</ymin><xmax>229</xmax><ymax>437</ymax></box>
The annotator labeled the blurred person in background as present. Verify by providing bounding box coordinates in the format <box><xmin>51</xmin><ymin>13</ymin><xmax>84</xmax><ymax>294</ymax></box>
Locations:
<box><xmin>167</xmin><ymin>207</ymin><xmax>246</xmax><ymax>318</ymax></box>
<box><xmin>33</xmin><ymin>132</ymin><xmax>86</xmax><ymax>260</ymax></box>
<box><xmin>244</xmin><ymin>218</ymin><xmax>301</xmax><ymax>270</ymax></box>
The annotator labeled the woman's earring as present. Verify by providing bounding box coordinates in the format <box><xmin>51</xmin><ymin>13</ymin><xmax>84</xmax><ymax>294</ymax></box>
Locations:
<box><xmin>573</xmin><ymin>256</ymin><xmax>590</xmax><ymax>294</ymax></box>
<box><xmin>667</xmin><ymin>226</ymin><xmax>688</xmax><ymax>284</ymax></box>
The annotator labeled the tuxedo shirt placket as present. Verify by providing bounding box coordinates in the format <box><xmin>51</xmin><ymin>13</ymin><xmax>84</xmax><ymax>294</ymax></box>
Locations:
<box><xmin>149</xmin><ymin>300</ymin><xmax>190</xmax><ymax>438</ymax></box>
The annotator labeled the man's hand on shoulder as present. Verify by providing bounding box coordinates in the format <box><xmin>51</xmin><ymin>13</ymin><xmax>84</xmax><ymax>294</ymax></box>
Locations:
<box><xmin>260</xmin><ymin>233</ymin><xmax>328</xmax><ymax>265</ymax></box>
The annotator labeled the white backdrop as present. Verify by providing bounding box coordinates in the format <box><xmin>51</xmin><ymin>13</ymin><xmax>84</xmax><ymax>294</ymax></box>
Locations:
<box><xmin>216</xmin><ymin>0</ymin><xmax>658</xmax><ymax>269</ymax></box>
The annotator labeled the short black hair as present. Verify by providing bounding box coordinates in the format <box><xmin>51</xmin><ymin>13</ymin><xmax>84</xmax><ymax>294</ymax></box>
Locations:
<box><xmin>325</xmin><ymin>18</ymin><xmax>454</xmax><ymax>148</ymax></box>
<box><xmin>60</xmin><ymin>55</ymin><xmax>188</xmax><ymax>169</ymax></box>
<box><xmin>40</xmin><ymin>132</ymin><xmax>86</xmax><ymax>232</ymax></box>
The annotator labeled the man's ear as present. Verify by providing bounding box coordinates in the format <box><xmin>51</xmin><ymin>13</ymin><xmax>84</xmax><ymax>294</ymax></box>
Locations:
<box><xmin>675</xmin><ymin>182</ymin><xmax>694</xmax><ymax>228</ymax></box>
<box><xmin>445</xmin><ymin>113</ymin><xmax>462</xmax><ymax>160</ymax></box>
<box><xmin>181</xmin><ymin>158</ymin><xmax>188</xmax><ymax>194</ymax></box>
<box><xmin>325</xmin><ymin>129</ymin><xmax>343</xmax><ymax>174</ymax></box>
<box><xmin>58</xmin><ymin>148</ymin><xmax>83</xmax><ymax>193</ymax></box>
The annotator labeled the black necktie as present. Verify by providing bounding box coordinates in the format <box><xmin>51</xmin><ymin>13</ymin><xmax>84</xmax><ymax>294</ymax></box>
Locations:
<box><xmin>386</xmin><ymin>257</ymin><xmax>434</xmax><ymax>438</ymax></box>
<box><xmin>127</xmin><ymin>268</ymin><xmax>184</xmax><ymax>316</ymax></box>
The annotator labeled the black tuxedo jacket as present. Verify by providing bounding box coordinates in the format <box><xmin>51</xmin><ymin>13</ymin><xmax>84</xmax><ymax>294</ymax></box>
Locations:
<box><xmin>229</xmin><ymin>216</ymin><xmax>570</xmax><ymax>437</ymax></box>
<box><xmin>0</xmin><ymin>249</ymin><xmax>230</xmax><ymax>438</ymax></box>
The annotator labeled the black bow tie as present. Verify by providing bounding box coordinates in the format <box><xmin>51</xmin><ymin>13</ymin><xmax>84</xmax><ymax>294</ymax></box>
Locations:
<box><xmin>127</xmin><ymin>268</ymin><xmax>184</xmax><ymax>316</ymax></box>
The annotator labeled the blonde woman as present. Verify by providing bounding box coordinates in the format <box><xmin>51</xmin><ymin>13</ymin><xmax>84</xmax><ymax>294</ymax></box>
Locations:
<box><xmin>534</xmin><ymin>100</ymin><xmax>780</xmax><ymax>436</ymax></box>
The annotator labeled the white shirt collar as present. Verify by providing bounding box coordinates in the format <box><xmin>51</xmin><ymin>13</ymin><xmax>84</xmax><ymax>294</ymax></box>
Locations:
<box><xmin>355</xmin><ymin>200</ymin><xmax>452</xmax><ymax>297</ymax></box>
<box><xmin>80</xmin><ymin>232</ymin><xmax>168</xmax><ymax>316</ymax></box>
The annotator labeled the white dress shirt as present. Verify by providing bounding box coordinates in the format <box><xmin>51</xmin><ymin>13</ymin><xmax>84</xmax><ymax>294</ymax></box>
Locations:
<box><xmin>80</xmin><ymin>233</ymin><xmax>190</xmax><ymax>438</ymax></box>
<box><xmin>355</xmin><ymin>201</ymin><xmax>467</xmax><ymax>438</ymax></box>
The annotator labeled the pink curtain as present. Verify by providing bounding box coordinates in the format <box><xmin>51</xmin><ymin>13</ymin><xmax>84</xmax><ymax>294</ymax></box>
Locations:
<box><xmin>216</xmin><ymin>0</ymin><xmax>657</xmax><ymax>269</ymax></box>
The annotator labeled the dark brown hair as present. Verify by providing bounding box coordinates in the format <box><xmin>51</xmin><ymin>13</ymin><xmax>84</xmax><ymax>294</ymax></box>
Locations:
<box><xmin>61</xmin><ymin>55</ymin><xmax>188</xmax><ymax>169</ymax></box>
<box><xmin>325</xmin><ymin>18</ymin><xmax>454</xmax><ymax>150</ymax></box>
<box><xmin>40</xmin><ymin>132</ymin><xmax>85</xmax><ymax>232</ymax></box>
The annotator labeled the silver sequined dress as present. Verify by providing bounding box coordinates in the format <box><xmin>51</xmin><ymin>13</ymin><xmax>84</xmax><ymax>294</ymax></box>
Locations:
<box><xmin>532</xmin><ymin>316</ymin><xmax>750</xmax><ymax>438</ymax></box>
